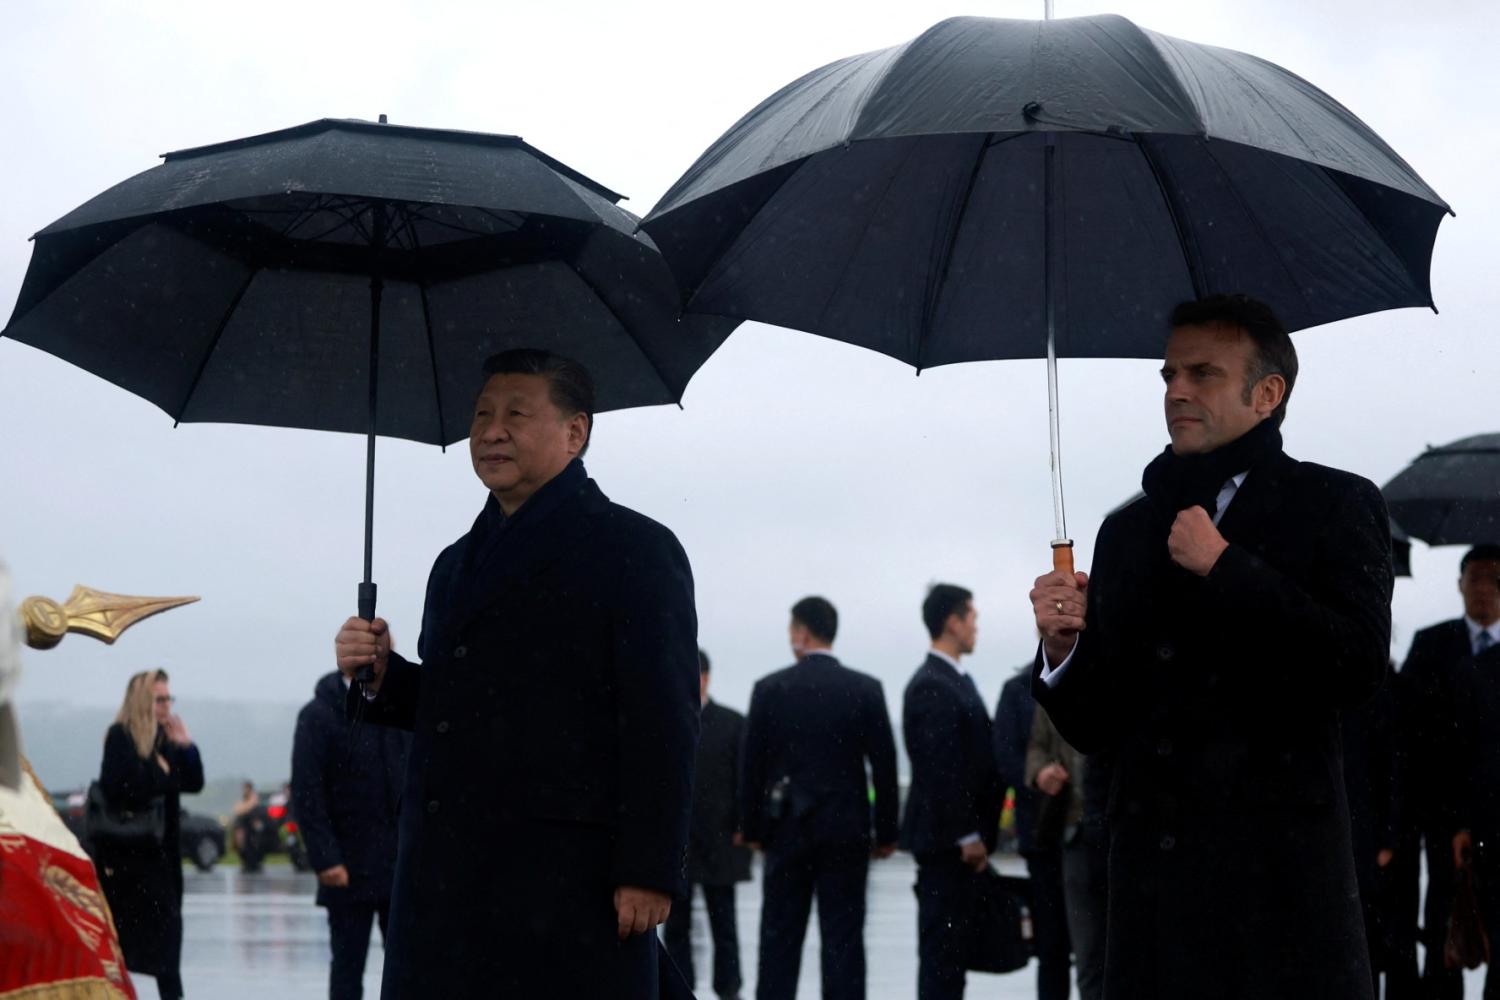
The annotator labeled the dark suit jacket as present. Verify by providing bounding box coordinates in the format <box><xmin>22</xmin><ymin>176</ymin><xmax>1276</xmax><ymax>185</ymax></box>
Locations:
<box><xmin>1033</xmin><ymin>449</ymin><xmax>1392</xmax><ymax>1000</ymax></box>
<box><xmin>900</xmin><ymin>654</ymin><xmax>1002</xmax><ymax>858</ymax></box>
<box><xmin>1395</xmin><ymin>618</ymin><xmax>1471</xmax><ymax>837</ymax></box>
<box><xmin>356</xmin><ymin>462</ymin><xmax>699</xmax><ymax>999</ymax></box>
<box><xmin>291</xmin><ymin>671</ymin><xmax>408</xmax><ymax>907</ymax></box>
<box><xmin>740</xmin><ymin>652</ymin><xmax>899</xmax><ymax>849</ymax></box>
<box><xmin>688</xmin><ymin>699</ymin><xmax>752</xmax><ymax>886</ymax></box>
<box><xmin>994</xmin><ymin>669</ymin><xmax>1044</xmax><ymax>855</ymax></box>
<box><xmin>1452</xmin><ymin>644</ymin><xmax>1500</xmax><ymax>841</ymax></box>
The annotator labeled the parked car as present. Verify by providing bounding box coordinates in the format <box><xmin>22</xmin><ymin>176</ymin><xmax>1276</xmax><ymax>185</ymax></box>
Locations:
<box><xmin>48</xmin><ymin>788</ymin><xmax>226</xmax><ymax>871</ymax></box>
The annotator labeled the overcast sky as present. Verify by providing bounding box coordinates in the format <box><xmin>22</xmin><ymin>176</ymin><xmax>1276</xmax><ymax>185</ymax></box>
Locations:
<box><xmin>2</xmin><ymin>0</ymin><xmax>1495</xmax><ymax>728</ymax></box>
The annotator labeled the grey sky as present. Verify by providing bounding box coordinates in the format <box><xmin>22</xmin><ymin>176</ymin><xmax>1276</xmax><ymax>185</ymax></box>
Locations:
<box><xmin>2</xmin><ymin>0</ymin><xmax>1496</xmax><ymax>731</ymax></box>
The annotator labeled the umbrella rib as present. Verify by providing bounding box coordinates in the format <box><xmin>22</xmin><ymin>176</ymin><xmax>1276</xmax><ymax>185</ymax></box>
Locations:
<box><xmin>567</xmin><ymin>252</ymin><xmax>679</xmax><ymax>402</ymax></box>
<box><xmin>1133</xmin><ymin>135</ymin><xmax>1206</xmax><ymax>299</ymax></box>
<box><xmin>173</xmin><ymin>267</ymin><xmax>261</xmax><ymax>424</ymax></box>
<box><xmin>1198</xmin><ymin>140</ymin><xmax>1316</xmax><ymax>322</ymax></box>
<box><xmin>915</xmin><ymin>133</ymin><xmax>993</xmax><ymax>372</ymax></box>
<box><xmin>402</xmin><ymin>207</ymin><xmax>449</xmax><ymax>449</ymax></box>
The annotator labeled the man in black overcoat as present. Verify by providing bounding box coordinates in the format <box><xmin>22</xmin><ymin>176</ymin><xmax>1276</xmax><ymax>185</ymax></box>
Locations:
<box><xmin>334</xmin><ymin>349</ymin><xmax>699</xmax><ymax>999</ymax></box>
<box><xmin>663</xmin><ymin>648</ymin><xmax>752</xmax><ymax>1000</ymax></box>
<box><xmin>1395</xmin><ymin>543</ymin><xmax>1500</xmax><ymax>999</ymax></box>
<box><xmin>291</xmin><ymin>670</ymin><xmax>409</xmax><ymax>1000</ymax></box>
<box><xmin>899</xmin><ymin>584</ymin><xmax>1002</xmax><ymax>1000</ymax></box>
<box><xmin>1029</xmin><ymin>294</ymin><xmax>1392</xmax><ymax>1000</ymax></box>
<box><xmin>740</xmin><ymin>596</ymin><xmax>900</xmax><ymax>1000</ymax></box>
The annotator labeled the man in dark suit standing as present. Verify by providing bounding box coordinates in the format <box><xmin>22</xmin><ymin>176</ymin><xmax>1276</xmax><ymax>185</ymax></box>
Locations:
<box><xmin>291</xmin><ymin>670</ymin><xmax>409</xmax><ymax>1000</ymax></box>
<box><xmin>741</xmin><ymin>596</ymin><xmax>900</xmax><ymax>1000</ymax></box>
<box><xmin>1030</xmin><ymin>294</ymin><xmax>1392</xmax><ymax>1000</ymax></box>
<box><xmin>1396</xmin><ymin>543</ymin><xmax>1500</xmax><ymax>999</ymax></box>
<box><xmin>664</xmin><ymin>648</ymin><xmax>752</xmax><ymax>1000</ymax></box>
<box><xmin>899</xmin><ymin>584</ymin><xmax>1002</xmax><ymax>1000</ymax></box>
<box><xmin>333</xmin><ymin>349</ymin><xmax>699</xmax><ymax>999</ymax></box>
<box><xmin>1447</xmin><ymin>551</ymin><xmax>1500</xmax><ymax>999</ymax></box>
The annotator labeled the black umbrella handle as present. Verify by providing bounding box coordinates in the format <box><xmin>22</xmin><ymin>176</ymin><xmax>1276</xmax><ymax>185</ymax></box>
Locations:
<box><xmin>355</xmin><ymin>581</ymin><xmax>377</xmax><ymax>684</ymax></box>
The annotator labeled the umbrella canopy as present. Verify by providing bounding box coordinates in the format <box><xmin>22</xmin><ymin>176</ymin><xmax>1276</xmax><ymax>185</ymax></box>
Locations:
<box><xmin>3</xmin><ymin>118</ymin><xmax>737</xmax><ymax>620</ymax></box>
<box><xmin>4</xmin><ymin>117</ymin><xmax>734</xmax><ymax>445</ymax></box>
<box><xmin>1384</xmin><ymin>434</ymin><xmax>1500</xmax><ymax>546</ymax></box>
<box><xmin>643</xmin><ymin>14</ymin><xmax>1450</xmax><ymax>363</ymax></box>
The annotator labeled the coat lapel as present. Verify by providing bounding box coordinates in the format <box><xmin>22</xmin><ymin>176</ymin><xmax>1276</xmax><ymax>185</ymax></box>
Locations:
<box><xmin>1213</xmin><ymin>450</ymin><xmax>1293</xmax><ymax>548</ymax></box>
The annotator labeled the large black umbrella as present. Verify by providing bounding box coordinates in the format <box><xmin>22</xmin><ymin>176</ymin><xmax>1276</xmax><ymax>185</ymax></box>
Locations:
<box><xmin>1384</xmin><ymin>434</ymin><xmax>1500</xmax><ymax>546</ymax></box>
<box><xmin>642</xmin><ymin>14</ymin><xmax>1450</xmax><ymax>569</ymax></box>
<box><xmin>2</xmin><ymin>117</ymin><xmax>735</xmax><ymax>621</ymax></box>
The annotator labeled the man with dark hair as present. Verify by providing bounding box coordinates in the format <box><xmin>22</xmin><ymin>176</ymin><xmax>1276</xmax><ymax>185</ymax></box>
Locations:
<box><xmin>740</xmin><ymin>596</ymin><xmax>900</xmax><ymax>1000</ymax></box>
<box><xmin>333</xmin><ymin>348</ymin><xmax>699</xmax><ymax>998</ymax></box>
<box><xmin>1029</xmin><ymin>293</ymin><xmax>1392</xmax><ymax>999</ymax></box>
<box><xmin>1399</xmin><ymin>543</ymin><xmax>1500</xmax><ymax>998</ymax></box>
<box><xmin>663</xmin><ymin>649</ymin><xmax>751</xmax><ymax>1000</ymax></box>
<box><xmin>900</xmin><ymin>584</ymin><xmax>1002</xmax><ymax>1000</ymax></box>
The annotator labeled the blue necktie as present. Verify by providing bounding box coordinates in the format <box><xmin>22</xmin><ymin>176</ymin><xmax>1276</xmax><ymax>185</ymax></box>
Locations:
<box><xmin>1478</xmin><ymin>630</ymin><xmax>1495</xmax><ymax>655</ymax></box>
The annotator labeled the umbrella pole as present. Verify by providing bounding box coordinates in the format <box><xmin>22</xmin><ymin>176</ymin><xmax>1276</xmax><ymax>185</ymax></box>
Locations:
<box><xmin>357</xmin><ymin>204</ymin><xmax>386</xmax><ymax>627</ymax></box>
<box><xmin>1044</xmin><ymin>136</ymin><xmax>1074</xmax><ymax>576</ymax></box>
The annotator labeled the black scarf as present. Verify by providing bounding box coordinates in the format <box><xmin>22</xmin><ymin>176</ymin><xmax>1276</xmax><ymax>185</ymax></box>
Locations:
<box><xmin>1140</xmin><ymin>418</ymin><xmax>1283</xmax><ymax>524</ymax></box>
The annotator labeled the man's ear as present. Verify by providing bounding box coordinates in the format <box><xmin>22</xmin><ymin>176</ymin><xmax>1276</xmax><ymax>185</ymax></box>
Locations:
<box><xmin>567</xmin><ymin>412</ymin><xmax>590</xmax><ymax>454</ymax></box>
<box><xmin>1255</xmin><ymin>373</ymin><xmax>1287</xmax><ymax>416</ymax></box>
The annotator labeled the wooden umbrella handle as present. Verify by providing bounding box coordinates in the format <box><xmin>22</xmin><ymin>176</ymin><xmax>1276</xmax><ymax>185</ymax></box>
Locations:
<box><xmin>1051</xmin><ymin>540</ymin><xmax>1074</xmax><ymax>577</ymax></box>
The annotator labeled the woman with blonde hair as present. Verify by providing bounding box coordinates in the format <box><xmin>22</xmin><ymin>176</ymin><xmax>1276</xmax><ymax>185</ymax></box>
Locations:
<box><xmin>94</xmin><ymin>668</ymin><xmax>203</xmax><ymax>999</ymax></box>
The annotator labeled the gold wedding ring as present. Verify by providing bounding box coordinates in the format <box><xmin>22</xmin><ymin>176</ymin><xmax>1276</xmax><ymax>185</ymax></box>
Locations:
<box><xmin>1055</xmin><ymin>600</ymin><xmax>1064</xmax><ymax>614</ymax></box>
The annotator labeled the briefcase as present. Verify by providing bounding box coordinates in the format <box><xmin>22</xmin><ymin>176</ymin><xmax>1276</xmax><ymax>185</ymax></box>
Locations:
<box><xmin>1445</xmin><ymin>861</ymin><xmax>1489</xmax><ymax>970</ymax></box>
<box><xmin>965</xmin><ymin>867</ymin><xmax>1034</xmax><ymax>974</ymax></box>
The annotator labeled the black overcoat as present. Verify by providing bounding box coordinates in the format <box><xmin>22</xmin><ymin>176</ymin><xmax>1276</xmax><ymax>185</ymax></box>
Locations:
<box><xmin>1033</xmin><ymin>450</ymin><xmax>1392</xmax><ymax>1000</ymax></box>
<box><xmin>900</xmin><ymin>654</ymin><xmax>1003</xmax><ymax>857</ymax></box>
<box><xmin>739</xmin><ymin>653</ymin><xmax>899</xmax><ymax>849</ymax></box>
<box><xmin>291</xmin><ymin>671</ymin><xmax>408</xmax><ymax>907</ymax></box>
<box><xmin>93</xmin><ymin>724</ymin><xmax>204</xmax><ymax>980</ymax></box>
<box><xmin>356</xmin><ymin>461</ymin><xmax>699</xmax><ymax>999</ymax></box>
<box><xmin>687</xmin><ymin>699</ymin><xmax>752</xmax><ymax>886</ymax></box>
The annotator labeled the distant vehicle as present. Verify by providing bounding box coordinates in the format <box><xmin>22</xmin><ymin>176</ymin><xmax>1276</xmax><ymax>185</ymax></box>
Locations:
<box><xmin>48</xmin><ymin>788</ymin><xmax>226</xmax><ymax>872</ymax></box>
<box><xmin>237</xmin><ymin>786</ymin><xmax>310</xmax><ymax>873</ymax></box>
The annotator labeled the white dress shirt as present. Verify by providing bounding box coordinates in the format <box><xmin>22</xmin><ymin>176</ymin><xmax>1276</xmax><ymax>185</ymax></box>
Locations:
<box><xmin>1039</xmin><ymin>472</ymin><xmax>1249</xmax><ymax>687</ymax></box>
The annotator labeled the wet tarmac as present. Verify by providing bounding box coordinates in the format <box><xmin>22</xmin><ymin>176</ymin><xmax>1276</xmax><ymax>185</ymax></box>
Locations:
<box><xmin>128</xmin><ymin>853</ymin><xmax>1482</xmax><ymax>999</ymax></box>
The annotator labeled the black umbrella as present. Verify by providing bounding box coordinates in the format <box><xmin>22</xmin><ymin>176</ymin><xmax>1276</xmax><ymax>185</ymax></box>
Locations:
<box><xmin>1390</xmin><ymin>518</ymin><xmax>1413</xmax><ymax>578</ymax></box>
<box><xmin>3</xmin><ymin>117</ymin><xmax>735</xmax><ymax>621</ymax></box>
<box><xmin>1384</xmin><ymin>434</ymin><xmax>1500</xmax><ymax>546</ymax></box>
<box><xmin>642</xmin><ymin>14</ymin><xmax>1450</xmax><ymax>571</ymax></box>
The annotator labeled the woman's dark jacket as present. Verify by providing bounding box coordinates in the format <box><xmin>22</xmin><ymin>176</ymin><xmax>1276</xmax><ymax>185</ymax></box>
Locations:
<box><xmin>93</xmin><ymin>723</ymin><xmax>204</xmax><ymax>979</ymax></box>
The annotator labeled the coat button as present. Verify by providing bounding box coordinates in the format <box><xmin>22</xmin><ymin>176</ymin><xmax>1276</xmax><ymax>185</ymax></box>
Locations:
<box><xmin>427</xmin><ymin>800</ymin><xmax>440</xmax><ymax>814</ymax></box>
<box><xmin>1156</xmin><ymin>643</ymin><xmax>1175</xmax><ymax>662</ymax></box>
<box><xmin>453</xmin><ymin>645</ymin><xmax>468</xmax><ymax>659</ymax></box>
<box><xmin>436</xmin><ymin>721</ymin><xmax>450</xmax><ymax>734</ymax></box>
<box><xmin>1156</xmin><ymin>739</ymin><xmax>1173</xmax><ymax>757</ymax></box>
<box><xmin>1160</xmin><ymin>834</ymin><xmax>1176</xmax><ymax>851</ymax></box>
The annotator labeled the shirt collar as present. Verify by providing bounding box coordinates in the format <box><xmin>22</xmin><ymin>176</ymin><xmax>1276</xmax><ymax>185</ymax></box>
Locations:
<box><xmin>1466</xmin><ymin>617</ymin><xmax>1500</xmax><ymax>647</ymax></box>
<box><xmin>928</xmin><ymin>648</ymin><xmax>965</xmax><ymax>674</ymax></box>
<box><xmin>799</xmin><ymin>650</ymin><xmax>837</xmax><ymax>664</ymax></box>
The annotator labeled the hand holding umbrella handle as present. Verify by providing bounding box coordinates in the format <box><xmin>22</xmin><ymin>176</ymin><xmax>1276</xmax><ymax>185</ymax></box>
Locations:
<box><xmin>355</xmin><ymin>582</ymin><xmax>377</xmax><ymax>684</ymax></box>
<box><xmin>1051</xmin><ymin>540</ymin><xmax>1074</xmax><ymax>576</ymax></box>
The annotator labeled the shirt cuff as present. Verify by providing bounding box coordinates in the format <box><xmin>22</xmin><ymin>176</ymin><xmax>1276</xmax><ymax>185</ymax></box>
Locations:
<box><xmin>956</xmin><ymin>832</ymin><xmax>982</xmax><ymax>847</ymax></box>
<box><xmin>1038</xmin><ymin>640</ymin><xmax>1077</xmax><ymax>687</ymax></box>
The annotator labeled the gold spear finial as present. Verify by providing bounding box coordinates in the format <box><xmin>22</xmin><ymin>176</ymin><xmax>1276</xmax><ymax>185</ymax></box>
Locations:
<box><xmin>18</xmin><ymin>586</ymin><xmax>199</xmax><ymax>650</ymax></box>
